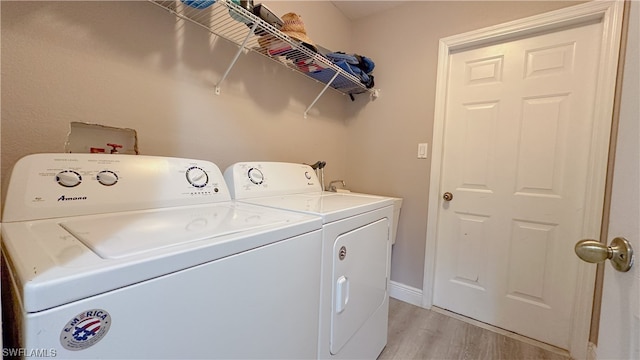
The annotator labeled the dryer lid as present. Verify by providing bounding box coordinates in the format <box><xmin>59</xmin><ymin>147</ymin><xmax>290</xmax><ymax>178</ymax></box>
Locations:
<box><xmin>243</xmin><ymin>193</ymin><xmax>393</xmax><ymax>223</ymax></box>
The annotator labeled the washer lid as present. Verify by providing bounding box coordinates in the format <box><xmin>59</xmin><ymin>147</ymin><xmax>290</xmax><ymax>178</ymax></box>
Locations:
<box><xmin>243</xmin><ymin>192</ymin><xmax>394</xmax><ymax>223</ymax></box>
<box><xmin>2</xmin><ymin>202</ymin><xmax>322</xmax><ymax>313</ymax></box>
<box><xmin>60</xmin><ymin>204</ymin><xmax>285</xmax><ymax>259</ymax></box>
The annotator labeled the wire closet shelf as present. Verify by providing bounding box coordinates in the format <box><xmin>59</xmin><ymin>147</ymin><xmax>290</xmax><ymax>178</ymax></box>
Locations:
<box><xmin>149</xmin><ymin>0</ymin><xmax>376</xmax><ymax>117</ymax></box>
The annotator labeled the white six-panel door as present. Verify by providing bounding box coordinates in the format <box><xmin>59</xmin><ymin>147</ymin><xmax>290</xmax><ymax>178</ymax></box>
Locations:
<box><xmin>432</xmin><ymin>20</ymin><xmax>603</xmax><ymax>349</ymax></box>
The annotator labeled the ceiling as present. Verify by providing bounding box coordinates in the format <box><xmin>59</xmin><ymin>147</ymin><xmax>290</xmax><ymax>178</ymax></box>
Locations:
<box><xmin>331</xmin><ymin>1</ymin><xmax>402</xmax><ymax>21</ymax></box>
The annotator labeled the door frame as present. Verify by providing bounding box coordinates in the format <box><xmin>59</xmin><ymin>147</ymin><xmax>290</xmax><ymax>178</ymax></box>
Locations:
<box><xmin>422</xmin><ymin>1</ymin><xmax>624</xmax><ymax>358</ymax></box>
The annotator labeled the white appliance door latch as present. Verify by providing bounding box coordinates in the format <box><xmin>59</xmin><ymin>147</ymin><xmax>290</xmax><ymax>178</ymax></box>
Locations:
<box><xmin>335</xmin><ymin>276</ymin><xmax>349</xmax><ymax>314</ymax></box>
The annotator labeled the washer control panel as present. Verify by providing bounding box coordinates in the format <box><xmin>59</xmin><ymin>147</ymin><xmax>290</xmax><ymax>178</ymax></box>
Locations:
<box><xmin>3</xmin><ymin>154</ymin><xmax>231</xmax><ymax>222</ymax></box>
<box><xmin>224</xmin><ymin>162</ymin><xmax>321</xmax><ymax>200</ymax></box>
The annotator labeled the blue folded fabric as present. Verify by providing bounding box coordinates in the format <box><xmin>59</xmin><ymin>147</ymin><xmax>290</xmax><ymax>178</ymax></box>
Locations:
<box><xmin>324</xmin><ymin>52</ymin><xmax>375</xmax><ymax>88</ymax></box>
<box><xmin>325</xmin><ymin>52</ymin><xmax>375</xmax><ymax>74</ymax></box>
<box><xmin>333</xmin><ymin>60</ymin><xmax>373</xmax><ymax>88</ymax></box>
<box><xmin>181</xmin><ymin>0</ymin><xmax>216</xmax><ymax>9</ymax></box>
<box><xmin>358</xmin><ymin>56</ymin><xmax>375</xmax><ymax>74</ymax></box>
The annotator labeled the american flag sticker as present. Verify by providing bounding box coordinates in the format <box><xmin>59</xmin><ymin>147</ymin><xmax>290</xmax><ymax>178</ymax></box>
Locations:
<box><xmin>60</xmin><ymin>309</ymin><xmax>112</xmax><ymax>351</ymax></box>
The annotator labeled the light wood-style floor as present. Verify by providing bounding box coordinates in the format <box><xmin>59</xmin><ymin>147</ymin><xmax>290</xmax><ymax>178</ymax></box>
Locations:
<box><xmin>379</xmin><ymin>298</ymin><xmax>572</xmax><ymax>360</ymax></box>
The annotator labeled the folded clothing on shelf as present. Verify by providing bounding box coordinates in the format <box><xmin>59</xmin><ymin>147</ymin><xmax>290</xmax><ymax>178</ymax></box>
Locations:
<box><xmin>295</xmin><ymin>56</ymin><xmax>329</xmax><ymax>73</ymax></box>
<box><xmin>249</xmin><ymin>8</ymin><xmax>374</xmax><ymax>93</ymax></box>
<box><xmin>326</xmin><ymin>52</ymin><xmax>375</xmax><ymax>74</ymax></box>
<box><xmin>258</xmin><ymin>35</ymin><xmax>293</xmax><ymax>56</ymax></box>
<box><xmin>325</xmin><ymin>52</ymin><xmax>375</xmax><ymax>88</ymax></box>
<box><xmin>302</xmin><ymin>52</ymin><xmax>375</xmax><ymax>90</ymax></box>
<box><xmin>181</xmin><ymin>0</ymin><xmax>216</xmax><ymax>9</ymax></box>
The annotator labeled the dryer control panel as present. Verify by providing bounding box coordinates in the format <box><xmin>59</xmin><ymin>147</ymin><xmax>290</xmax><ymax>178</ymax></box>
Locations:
<box><xmin>224</xmin><ymin>162</ymin><xmax>322</xmax><ymax>199</ymax></box>
<box><xmin>2</xmin><ymin>153</ymin><xmax>231</xmax><ymax>222</ymax></box>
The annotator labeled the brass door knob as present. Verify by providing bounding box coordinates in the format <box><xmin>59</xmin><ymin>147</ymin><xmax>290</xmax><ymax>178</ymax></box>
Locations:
<box><xmin>575</xmin><ymin>237</ymin><xmax>634</xmax><ymax>272</ymax></box>
<box><xmin>443</xmin><ymin>192</ymin><xmax>453</xmax><ymax>201</ymax></box>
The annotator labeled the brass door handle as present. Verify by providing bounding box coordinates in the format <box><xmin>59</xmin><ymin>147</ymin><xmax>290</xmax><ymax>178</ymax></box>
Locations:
<box><xmin>575</xmin><ymin>237</ymin><xmax>634</xmax><ymax>272</ymax></box>
<box><xmin>443</xmin><ymin>192</ymin><xmax>453</xmax><ymax>201</ymax></box>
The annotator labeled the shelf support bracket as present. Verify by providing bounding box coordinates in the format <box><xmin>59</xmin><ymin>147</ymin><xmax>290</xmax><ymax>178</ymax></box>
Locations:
<box><xmin>304</xmin><ymin>71</ymin><xmax>340</xmax><ymax>118</ymax></box>
<box><xmin>215</xmin><ymin>21</ymin><xmax>259</xmax><ymax>95</ymax></box>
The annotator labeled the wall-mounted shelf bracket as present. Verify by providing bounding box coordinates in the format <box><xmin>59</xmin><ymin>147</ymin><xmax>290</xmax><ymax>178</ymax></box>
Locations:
<box><xmin>215</xmin><ymin>21</ymin><xmax>260</xmax><ymax>95</ymax></box>
<box><xmin>304</xmin><ymin>71</ymin><xmax>340</xmax><ymax>118</ymax></box>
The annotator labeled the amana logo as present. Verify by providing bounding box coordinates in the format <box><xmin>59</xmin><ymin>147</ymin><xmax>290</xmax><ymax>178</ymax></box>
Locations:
<box><xmin>57</xmin><ymin>195</ymin><xmax>88</xmax><ymax>202</ymax></box>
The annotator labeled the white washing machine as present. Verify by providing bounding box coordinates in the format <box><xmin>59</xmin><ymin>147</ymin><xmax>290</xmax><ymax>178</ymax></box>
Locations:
<box><xmin>224</xmin><ymin>162</ymin><xmax>395</xmax><ymax>359</ymax></box>
<box><xmin>1</xmin><ymin>154</ymin><xmax>324</xmax><ymax>359</ymax></box>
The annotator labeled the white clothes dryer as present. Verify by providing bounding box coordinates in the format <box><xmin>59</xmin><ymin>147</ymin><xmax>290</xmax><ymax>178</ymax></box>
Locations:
<box><xmin>224</xmin><ymin>162</ymin><xmax>395</xmax><ymax>360</ymax></box>
<box><xmin>1</xmin><ymin>154</ymin><xmax>323</xmax><ymax>359</ymax></box>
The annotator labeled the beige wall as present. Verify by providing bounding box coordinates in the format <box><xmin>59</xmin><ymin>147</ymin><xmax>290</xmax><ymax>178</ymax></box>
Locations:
<box><xmin>1</xmin><ymin>1</ymin><xmax>586</xmax><ymax>291</ymax></box>
<box><xmin>0</xmin><ymin>1</ymin><xmax>353</xmax><ymax>200</ymax></box>
<box><xmin>345</xmin><ymin>1</ymin><xmax>583</xmax><ymax>289</ymax></box>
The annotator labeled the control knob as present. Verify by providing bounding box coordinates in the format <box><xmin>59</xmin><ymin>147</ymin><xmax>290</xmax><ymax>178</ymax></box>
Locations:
<box><xmin>97</xmin><ymin>170</ymin><xmax>119</xmax><ymax>186</ymax></box>
<box><xmin>248</xmin><ymin>168</ymin><xmax>264</xmax><ymax>185</ymax></box>
<box><xmin>56</xmin><ymin>170</ymin><xmax>82</xmax><ymax>188</ymax></box>
<box><xmin>186</xmin><ymin>167</ymin><xmax>209</xmax><ymax>188</ymax></box>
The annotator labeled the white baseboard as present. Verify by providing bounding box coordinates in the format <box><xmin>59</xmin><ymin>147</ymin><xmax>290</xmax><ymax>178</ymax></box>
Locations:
<box><xmin>389</xmin><ymin>281</ymin><xmax>423</xmax><ymax>307</ymax></box>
